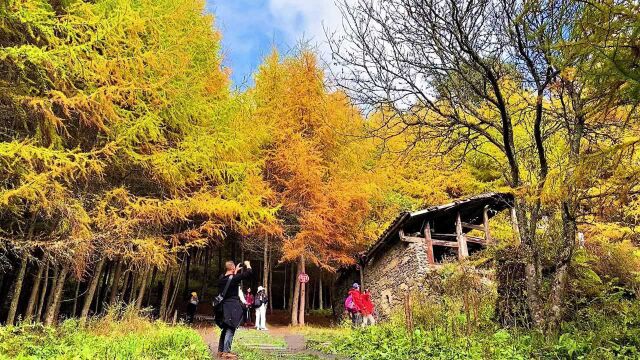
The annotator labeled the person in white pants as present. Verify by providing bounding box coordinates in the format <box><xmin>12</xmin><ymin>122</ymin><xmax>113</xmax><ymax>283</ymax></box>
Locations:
<box><xmin>255</xmin><ymin>286</ymin><xmax>268</xmax><ymax>330</ymax></box>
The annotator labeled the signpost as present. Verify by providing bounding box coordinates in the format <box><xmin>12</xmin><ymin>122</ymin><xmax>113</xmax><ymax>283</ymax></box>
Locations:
<box><xmin>298</xmin><ymin>273</ymin><xmax>309</xmax><ymax>283</ymax></box>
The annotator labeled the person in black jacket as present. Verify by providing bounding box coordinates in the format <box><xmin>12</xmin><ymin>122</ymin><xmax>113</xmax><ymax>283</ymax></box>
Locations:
<box><xmin>186</xmin><ymin>292</ymin><xmax>198</xmax><ymax>324</ymax></box>
<box><xmin>215</xmin><ymin>260</ymin><xmax>252</xmax><ymax>358</ymax></box>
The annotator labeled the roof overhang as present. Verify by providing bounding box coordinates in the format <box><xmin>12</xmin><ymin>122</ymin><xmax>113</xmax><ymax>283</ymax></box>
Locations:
<box><xmin>363</xmin><ymin>192</ymin><xmax>514</xmax><ymax>263</ymax></box>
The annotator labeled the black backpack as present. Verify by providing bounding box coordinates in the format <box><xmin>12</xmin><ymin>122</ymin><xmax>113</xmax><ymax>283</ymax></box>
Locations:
<box><xmin>253</xmin><ymin>296</ymin><xmax>262</xmax><ymax>308</ymax></box>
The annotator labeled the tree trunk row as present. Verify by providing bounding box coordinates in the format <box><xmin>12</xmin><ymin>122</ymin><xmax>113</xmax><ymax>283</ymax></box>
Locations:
<box><xmin>1</xmin><ymin>243</ymin><xmax>315</xmax><ymax>326</ymax></box>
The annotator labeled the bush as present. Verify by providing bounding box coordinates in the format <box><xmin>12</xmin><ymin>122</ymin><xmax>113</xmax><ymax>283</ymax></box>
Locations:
<box><xmin>0</xmin><ymin>309</ymin><xmax>210</xmax><ymax>359</ymax></box>
<box><xmin>317</xmin><ymin>299</ymin><xmax>640</xmax><ymax>360</ymax></box>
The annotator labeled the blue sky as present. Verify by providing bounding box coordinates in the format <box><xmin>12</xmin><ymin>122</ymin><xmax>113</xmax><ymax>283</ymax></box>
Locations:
<box><xmin>205</xmin><ymin>0</ymin><xmax>343</xmax><ymax>88</ymax></box>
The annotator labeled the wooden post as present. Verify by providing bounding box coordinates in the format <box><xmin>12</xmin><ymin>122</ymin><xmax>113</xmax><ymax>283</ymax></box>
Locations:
<box><xmin>424</xmin><ymin>222</ymin><xmax>435</xmax><ymax>264</ymax></box>
<box><xmin>456</xmin><ymin>212</ymin><xmax>469</xmax><ymax>259</ymax></box>
<box><xmin>404</xmin><ymin>292</ymin><xmax>414</xmax><ymax>334</ymax></box>
<box><xmin>483</xmin><ymin>206</ymin><xmax>492</xmax><ymax>243</ymax></box>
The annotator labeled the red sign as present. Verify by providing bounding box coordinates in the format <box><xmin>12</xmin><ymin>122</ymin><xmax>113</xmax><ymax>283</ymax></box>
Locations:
<box><xmin>298</xmin><ymin>273</ymin><xmax>309</xmax><ymax>283</ymax></box>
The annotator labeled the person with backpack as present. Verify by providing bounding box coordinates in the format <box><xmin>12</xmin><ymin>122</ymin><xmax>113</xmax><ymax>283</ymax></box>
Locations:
<box><xmin>214</xmin><ymin>260</ymin><xmax>252</xmax><ymax>359</ymax></box>
<box><xmin>361</xmin><ymin>289</ymin><xmax>376</xmax><ymax>326</ymax></box>
<box><xmin>345</xmin><ymin>283</ymin><xmax>364</xmax><ymax>326</ymax></box>
<box><xmin>254</xmin><ymin>286</ymin><xmax>269</xmax><ymax>330</ymax></box>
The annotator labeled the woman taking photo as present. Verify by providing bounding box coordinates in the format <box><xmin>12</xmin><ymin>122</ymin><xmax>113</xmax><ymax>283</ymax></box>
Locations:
<box><xmin>214</xmin><ymin>260</ymin><xmax>252</xmax><ymax>359</ymax></box>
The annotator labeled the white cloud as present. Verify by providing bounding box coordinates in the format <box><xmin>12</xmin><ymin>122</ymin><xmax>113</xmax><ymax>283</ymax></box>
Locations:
<box><xmin>267</xmin><ymin>0</ymin><xmax>344</xmax><ymax>58</ymax></box>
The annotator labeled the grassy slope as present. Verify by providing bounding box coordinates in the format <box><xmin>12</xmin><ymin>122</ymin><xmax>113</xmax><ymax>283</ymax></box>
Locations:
<box><xmin>0</xmin><ymin>314</ymin><xmax>210</xmax><ymax>360</ymax></box>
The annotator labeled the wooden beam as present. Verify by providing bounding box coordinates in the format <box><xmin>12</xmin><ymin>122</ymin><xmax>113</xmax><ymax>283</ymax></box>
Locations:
<box><xmin>461</xmin><ymin>222</ymin><xmax>484</xmax><ymax>231</ymax></box>
<box><xmin>483</xmin><ymin>205</ymin><xmax>492</xmax><ymax>243</ymax></box>
<box><xmin>400</xmin><ymin>236</ymin><xmax>423</xmax><ymax>243</ymax></box>
<box><xmin>432</xmin><ymin>234</ymin><xmax>485</xmax><ymax>246</ymax></box>
<box><xmin>465</xmin><ymin>236</ymin><xmax>485</xmax><ymax>244</ymax></box>
<box><xmin>431</xmin><ymin>233</ymin><xmax>458</xmax><ymax>240</ymax></box>
<box><xmin>456</xmin><ymin>212</ymin><xmax>469</xmax><ymax>259</ymax></box>
<box><xmin>432</xmin><ymin>239</ymin><xmax>458</xmax><ymax>247</ymax></box>
<box><xmin>424</xmin><ymin>223</ymin><xmax>435</xmax><ymax>264</ymax></box>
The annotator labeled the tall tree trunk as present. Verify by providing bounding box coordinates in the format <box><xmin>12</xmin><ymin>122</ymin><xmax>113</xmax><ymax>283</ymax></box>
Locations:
<box><xmin>45</xmin><ymin>265</ymin><xmax>59</xmax><ymax>316</ymax></box>
<box><xmin>311</xmin><ymin>277</ymin><xmax>316</xmax><ymax>310</ymax></box>
<box><xmin>263</xmin><ymin>238</ymin><xmax>269</xmax><ymax>289</ymax></box>
<box><xmin>167</xmin><ymin>259</ymin><xmax>185</xmax><ymax>321</ymax></box>
<box><xmin>126</xmin><ymin>272</ymin><xmax>137</xmax><ymax>304</ymax></box>
<box><xmin>25</xmin><ymin>259</ymin><xmax>45</xmax><ymax>321</ymax></box>
<box><xmin>516</xmin><ymin>201</ymin><xmax>545</xmax><ymax>329</ymax></box>
<box><xmin>108</xmin><ymin>260</ymin><xmax>123</xmax><ymax>307</ymax></box>
<box><xmin>136</xmin><ymin>267</ymin><xmax>150</xmax><ymax>309</ymax></box>
<box><xmin>119</xmin><ymin>271</ymin><xmax>130</xmax><ymax>304</ymax></box>
<box><xmin>71</xmin><ymin>281</ymin><xmax>80</xmax><ymax>317</ymax></box>
<box><xmin>318</xmin><ymin>275</ymin><xmax>323</xmax><ymax>310</ymax></box>
<box><xmin>36</xmin><ymin>260</ymin><xmax>49</xmax><ymax>322</ymax></box>
<box><xmin>298</xmin><ymin>255</ymin><xmax>306</xmax><ymax>326</ymax></box>
<box><xmin>183</xmin><ymin>253</ymin><xmax>191</xmax><ymax>299</ymax></box>
<box><xmin>218</xmin><ymin>247</ymin><xmax>222</xmax><ymax>273</ymax></box>
<box><xmin>6</xmin><ymin>257</ymin><xmax>28</xmax><ymax>325</ymax></box>
<box><xmin>200</xmin><ymin>248</ymin><xmax>210</xmax><ymax>298</ymax></box>
<box><xmin>159</xmin><ymin>269</ymin><xmax>173</xmax><ymax>320</ymax></box>
<box><xmin>146</xmin><ymin>267</ymin><xmax>157</xmax><ymax>306</ymax></box>
<box><xmin>0</xmin><ymin>274</ymin><xmax>4</xmax><ymax>307</ymax></box>
<box><xmin>231</xmin><ymin>237</ymin><xmax>236</xmax><ymax>263</ymax></box>
<box><xmin>288</xmin><ymin>263</ymin><xmax>295</xmax><ymax>311</ymax></box>
<box><xmin>268</xmin><ymin>254</ymin><xmax>273</xmax><ymax>313</ymax></box>
<box><xmin>97</xmin><ymin>261</ymin><xmax>111</xmax><ymax>314</ymax></box>
<box><xmin>80</xmin><ymin>258</ymin><xmax>105</xmax><ymax>324</ymax></box>
<box><xmin>330</xmin><ymin>277</ymin><xmax>335</xmax><ymax>318</ymax></box>
<box><xmin>547</xmin><ymin>206</ymin><xmax>577</xmax><ymax>328</ymax></box>
<box><xmin>291</xmin><ymin>260</ymin><xmax>301</xmax><ymax>325</ymax></box>
<box><xmin>44</xmin><ymin>266</ymin><xmax>68</xmax><ymax>326</ymax></box>
<box><xmin>283</xmin><ymin>264</ymin><xmax>287</xmax><ymax>310</ymax></box>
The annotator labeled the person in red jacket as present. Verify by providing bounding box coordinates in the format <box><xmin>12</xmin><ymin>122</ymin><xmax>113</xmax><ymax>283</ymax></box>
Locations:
<box><xmin>346</xmin><ymin>283</ymin><xmax>364</xmax><ymax>326</ymax></box>
<box><xmin>243</xmin><ymin>288</ymin><xmax>254</xmax><ymax>327</ymax></box>
<box><xmin>361</xmin><ymin>289</ymin><xmax>376</xmax><ymax>326</ymax></box>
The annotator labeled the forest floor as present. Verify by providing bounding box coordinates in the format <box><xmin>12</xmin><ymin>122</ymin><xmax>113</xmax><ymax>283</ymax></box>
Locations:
<box><xmin>196</xmin><ymin>310</ymin><xmax>347</xmax><ymax>359</ymax></box>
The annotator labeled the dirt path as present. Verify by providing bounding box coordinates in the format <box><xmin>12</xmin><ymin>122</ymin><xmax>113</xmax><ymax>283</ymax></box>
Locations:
<box><xmin>198</xmin><ymin>324</ymin><xmax>345</xmax><ymax>359</ymax></box>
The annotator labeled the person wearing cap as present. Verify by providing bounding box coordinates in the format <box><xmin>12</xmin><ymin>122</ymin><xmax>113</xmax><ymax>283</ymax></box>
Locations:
<box><xmin>254</xmin><ymin>286</ymin><xmax>269</xmax><ymax>330</ymax></box>
<box><xmin>346</xmin><ymin>283</ymin><xmax>364</xmax><ymax>326</ymax></box>
<box><xmin>186</xmin><ymin>292</ymin><xmax>198</xmax><ymax>324</ymax></box>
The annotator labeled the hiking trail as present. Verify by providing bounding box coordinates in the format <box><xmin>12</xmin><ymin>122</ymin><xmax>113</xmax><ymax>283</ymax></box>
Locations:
<box><xmin>198</xmin><ymin>324</ymin><xmax>346</xmax><ymax>359</ymax></box>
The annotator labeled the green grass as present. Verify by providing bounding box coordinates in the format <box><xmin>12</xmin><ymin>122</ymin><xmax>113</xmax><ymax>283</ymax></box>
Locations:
<box><xmin>0</xmin><ymin>313</ymin><xmax>210</xmax><ymax>359</ymax></box>
<box><xmin>305</xmin><ymin>303</ymin><xmax>640</xmax><ymax>360</ymax></box>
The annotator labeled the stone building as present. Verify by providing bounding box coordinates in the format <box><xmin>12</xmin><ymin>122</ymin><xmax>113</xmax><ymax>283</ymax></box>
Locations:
<box><xmin>333</xmin><ymin>192</ymin><xmax>514</xmax><ymax>319</ymax></box>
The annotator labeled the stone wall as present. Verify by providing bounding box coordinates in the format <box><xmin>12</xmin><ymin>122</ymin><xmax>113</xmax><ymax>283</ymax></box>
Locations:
<box><xmin>363</xmin><ymin>239</ymin><xmax>429</xmax><ymax>319</ymax></box>
<box><xmin>333</xmin><ymin>239</ymin><xmax>431</xmax><ymax>320</ymax></box>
